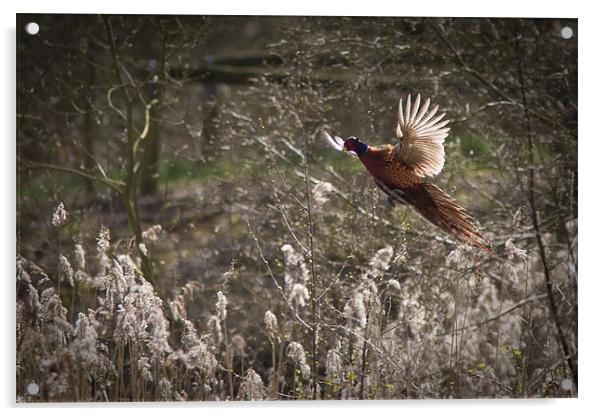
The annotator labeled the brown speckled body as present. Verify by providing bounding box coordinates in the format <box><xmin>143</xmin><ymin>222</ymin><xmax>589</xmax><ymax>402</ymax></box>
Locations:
<box><xmin>359</xmin><ymin>145</ymin><xmax>421</xmax><ymax>190</ymax></box>
<box><xmin>357</xmin><ymin>144</ymin><xmax>492</xmax><ymax>253</ymax></box>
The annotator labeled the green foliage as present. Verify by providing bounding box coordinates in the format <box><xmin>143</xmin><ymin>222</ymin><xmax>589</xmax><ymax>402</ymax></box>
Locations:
<box><xmin>458</xmin><ymin>135</ymin><xmax>490</xmax><ymax>160</ymax></box>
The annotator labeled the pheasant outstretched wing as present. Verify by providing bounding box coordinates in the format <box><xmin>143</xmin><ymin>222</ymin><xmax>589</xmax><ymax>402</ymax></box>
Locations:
<box><xmin>394</xmin><ymin>94</ymin><xmax>450</xmax><ymax>178</ymax></box>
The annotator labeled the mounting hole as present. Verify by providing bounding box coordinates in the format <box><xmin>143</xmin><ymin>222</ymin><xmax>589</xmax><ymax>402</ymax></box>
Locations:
<box><xmin>25</xmin><ymin>22</ymin><xmax>39</xmax><ymax>36</ymax></box>
<box><xmin>560</xmin><ymin>26</ymin><xmax>573</xmax><ymax>39</ymax></box>
<box><xmin>560</xmin><ymin>378</ymin><xmax>573</xmax><ymax>391</ymax></box>
<box><xmin>26</xmin><ymin>382</ymin><xmax>40</xmax><ymax>395</ymax></box>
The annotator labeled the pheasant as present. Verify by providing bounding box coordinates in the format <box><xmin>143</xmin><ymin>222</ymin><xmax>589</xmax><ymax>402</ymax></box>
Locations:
<box><xmin>322</xmin><ymin>94</ymin><xmax>492</xmax><ymax>254</ymax></box>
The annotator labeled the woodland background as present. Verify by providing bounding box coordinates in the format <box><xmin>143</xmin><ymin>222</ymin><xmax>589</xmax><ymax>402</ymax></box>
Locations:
<box><xmin>16</xmin><ymin>15</ymin><xmax>577</xmax><ymax>401</ymax></box>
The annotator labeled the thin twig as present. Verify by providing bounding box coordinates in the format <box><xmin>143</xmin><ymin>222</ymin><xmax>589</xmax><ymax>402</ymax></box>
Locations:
<box><xmin>302</xmin><ymin>134</ymin><xmax>320</xmax><ymax>400</ymax></box>
<box><xmin>247</xmin><ymin>220</ymin><xmax>311</xmax><ymax>331</ymax></box>
<box><xmin>440</xmin><ymin>293</ymin><xmax>547</xmax><ymax>336</ymax></box>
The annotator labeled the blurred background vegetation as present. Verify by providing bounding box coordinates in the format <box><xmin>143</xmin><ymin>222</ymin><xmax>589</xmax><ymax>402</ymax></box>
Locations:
<box><xmin>16</xmin><ymin>15</ymin><xmax>577</xmax><ymax>401</ymax></box>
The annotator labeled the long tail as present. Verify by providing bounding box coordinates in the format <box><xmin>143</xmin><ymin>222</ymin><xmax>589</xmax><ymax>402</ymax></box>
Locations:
<box><xmin>407</xmin><ymin>182</ymin><xmax>492</xmax><ymax>254</ymax></box>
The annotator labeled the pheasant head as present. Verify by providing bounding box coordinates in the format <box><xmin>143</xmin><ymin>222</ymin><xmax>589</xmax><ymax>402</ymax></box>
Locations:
<box><xmin>343</xmin><ymin>137</ymin><xmax>368</xmax><ymax>156</ymax></box>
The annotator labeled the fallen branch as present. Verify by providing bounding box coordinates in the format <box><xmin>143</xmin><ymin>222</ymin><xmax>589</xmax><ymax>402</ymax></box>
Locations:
<box><xmin>19</xmin><ymin>161</ymin><xmax>125</xmax><ymax>194</ymax></box>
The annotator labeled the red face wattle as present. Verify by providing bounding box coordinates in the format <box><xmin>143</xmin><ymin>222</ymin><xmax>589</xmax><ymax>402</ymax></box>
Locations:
<box><xmin>344</xmin><ymin>137</ymin><xmax>358</xmax><ymax>152</ymax></box>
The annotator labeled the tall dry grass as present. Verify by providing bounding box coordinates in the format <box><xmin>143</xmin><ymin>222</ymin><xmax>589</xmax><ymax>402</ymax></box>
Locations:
<box><xmin>16</xmin><ymin>200</ymin><xmax>577</xmax><ymax>401</ymax></box>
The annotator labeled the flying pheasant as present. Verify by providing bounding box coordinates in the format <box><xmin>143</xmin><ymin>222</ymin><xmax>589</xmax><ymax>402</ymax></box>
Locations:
<box><xmin>323</xmin><ymin>94</ymin><xmax>492</xmax><ymax>254</ymax></box>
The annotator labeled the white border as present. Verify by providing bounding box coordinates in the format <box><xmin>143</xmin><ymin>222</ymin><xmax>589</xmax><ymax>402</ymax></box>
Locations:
<box><xmin>8</xmin><ymin>0</ymin><xmax>581</xmax><ymax>17</ymax></box>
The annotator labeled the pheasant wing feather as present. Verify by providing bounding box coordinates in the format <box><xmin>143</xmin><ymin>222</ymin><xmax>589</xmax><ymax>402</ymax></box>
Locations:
<box><xmin>394</xmin><ymin>94</ymin><xmax>450</xmax><ymax>178</ymax></box>
<box><xmin>321</xmin><ymin>129</ymin><xmax>358</xmax><ymax>157</ymax></box>
<box><xmin>321</xmin><ymin>129</ymin><xmax>345</xmax><ymax>151</ymax></box>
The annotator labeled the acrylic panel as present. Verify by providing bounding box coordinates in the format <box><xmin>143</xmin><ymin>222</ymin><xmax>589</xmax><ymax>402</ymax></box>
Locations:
<box><xmin>16</xmin><ymin>14</ymin><xmax>577</xmax><ymax>402</ymax></box>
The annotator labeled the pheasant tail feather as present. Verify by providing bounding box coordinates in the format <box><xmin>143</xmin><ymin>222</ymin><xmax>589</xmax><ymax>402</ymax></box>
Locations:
<box><xmin>410</xmin><ymin>183</ymin><xmax>492</xmax><ymax>254</ymax></box>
